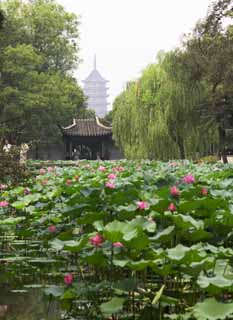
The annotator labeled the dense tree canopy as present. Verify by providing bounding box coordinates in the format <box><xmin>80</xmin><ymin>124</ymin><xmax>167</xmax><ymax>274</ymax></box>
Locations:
<box><xmin>0</xmin><ymin>0</ymin><xmax>86</xmax><ymax>145</ymax></box>
<box><xmin>113</xmin><ymin>0</ymin><xmax>233</xmax><ymax>161</ymax></box>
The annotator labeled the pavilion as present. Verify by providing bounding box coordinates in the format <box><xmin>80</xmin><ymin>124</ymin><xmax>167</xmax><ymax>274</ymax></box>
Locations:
<box><xmin>63</xmin><ymin>117</ymin><xmax>113</xmax><ymax>160</ymax></box>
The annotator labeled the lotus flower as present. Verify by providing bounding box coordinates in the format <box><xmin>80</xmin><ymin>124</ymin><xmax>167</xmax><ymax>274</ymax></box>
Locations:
<box><xmin>90</xmin><ymin>234</ymin><xmax>104</xmax><ymax>247</ymax></box>
<box><xmin>0</xmin><ymin>201</ymin><xmax>9</xmax><ymax>207</ymax></box>
<box><xmin>137</xmin><ymin>201</ymin><xmax>149</xmax><ymax>210</ymax></box>
<box><xmin>168</xmin><ymin>203</ymin><xmax>176</xmax><ymax>212</ymax></box>
<box><xmin>117</xmin><ymin>166</ymin><xmax>124</xmax><ymax>172</ymax></box>
<box><xmin>64</xmin><ymin>273</ymin><xmax>73</xmax><ymax>285</ymax></box>
<box><xmin>183</xmin><ymin>174</ymin><xmax>195</xmax><ymax>184</ymax></box>
<box><xmin>98</xmin><ymin>166</ymin><xmax>106</xmax><ymax>172</ymax></box>
<box><xmin>113</xmin><ymin>242</ymin><xmax>124</xmax><ymax>247</ymax></box>
<box><xmin>48</xmin><ymin>225</ymin><xmax>56</xmax><ymax>233</ymax></box>
<box><xmin>0</xmin><ymin>184</ymin><xmax>7</xmax><ymax>190</ymax></box>
<box><xmin>108</xmin><ymin>173</ymin><xmax>117</xmax><ymax>180</ymax></box>
<box><xmin>201</xmin><ymin>188</ymin><xmax>208</xmax><ymax>196</ymax></box>
<box><xmin>105</xmin><ymin>181</ymin><xmax>115</xmax><ymax>189</ymax></box>
<box><xmin>170</xmin><ymin>186</ymin><xmax>180</xmax><ymax>197</ymax></box>
<box><xmin>66</xmin><ymin>179</ymin><xmax>72</xmax><ymax>185</ymax></box>
<box><xmin>39</xmin><ymin>168</ymin><xmax>46</xmax><ymax>175</ymax></box>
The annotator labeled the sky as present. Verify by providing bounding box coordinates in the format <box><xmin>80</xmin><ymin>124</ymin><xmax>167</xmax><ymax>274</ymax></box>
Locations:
<box><xmin>58</xmin><ymin>0</ymin><xmax>213</xmax><ymax>110</ymax></box>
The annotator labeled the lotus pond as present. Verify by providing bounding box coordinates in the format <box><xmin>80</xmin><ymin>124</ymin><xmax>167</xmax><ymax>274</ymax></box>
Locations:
<box><xmin>1</xmin><ymin>160</ymin><xmax>233</xmax><ymax>319</ymax></box>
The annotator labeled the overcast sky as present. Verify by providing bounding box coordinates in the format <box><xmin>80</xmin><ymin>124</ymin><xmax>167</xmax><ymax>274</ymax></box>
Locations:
<box><xmin>58</xmin><ymin>0</ymin><xmax>213</xmax><ymax>110</ymax></box>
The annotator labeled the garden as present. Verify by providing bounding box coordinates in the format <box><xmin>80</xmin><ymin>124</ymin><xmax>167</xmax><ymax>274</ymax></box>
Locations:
<box><xmin>1</xmin><ymin>160</ymin><xmax>233</xmax><ymax>319</ymax></box>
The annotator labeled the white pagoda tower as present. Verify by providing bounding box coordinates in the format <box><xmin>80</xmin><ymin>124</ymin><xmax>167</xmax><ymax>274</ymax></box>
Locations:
<box><xmin>83</xmin><ymin>56</ymin><xmax>109</xmax><ymax>118</ymax></box>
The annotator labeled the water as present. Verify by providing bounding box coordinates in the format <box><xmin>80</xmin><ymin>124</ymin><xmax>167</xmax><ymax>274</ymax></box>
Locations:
<box><xmin>0</xmin><ymin>289</ymin><xmax>60</xmax><ymax>320</ymax></box>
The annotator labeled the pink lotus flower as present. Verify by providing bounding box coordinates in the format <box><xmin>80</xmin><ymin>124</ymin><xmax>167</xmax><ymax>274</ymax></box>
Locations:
<box><xmin>98</xmin><ymin>166</ymin><xmax>106</xmax><ymax>172</ymax></box>
<box><xmin>108</xmin><ymin>173</ymin><xmax>117</xmax><ymax>180</ymax></box>
<box><xmin>105</xmin><ymin>181</ymin><xmax>115</xmax><ymax>189</ymax></box>
<box><xmin>64</xmin><ymin>273</ymin><xmax>73</xmax><ymax>285</ymax></box>
<box><xmin>117</xmin><ymin>166</ymin><xmax>124</xmax><ymax>172</ymax></box>
<box><xmin>90</xmin><ymin>234</ymin><xmax>104</xmax><ymax>247</ymax></box>
<box><xmin>0</xmin><ymin>184</ymin><xmax>7</xmax><ymax>190</ymax></box>
<box><xmin>201</xmin><ymin>188</ymin><xmax>208</xmax><ymax>196</ymax></box>
<box><xmin>39</xmin><ymin>168</ymin><xmax>46</xmax><ymax>175</ymax></box>
<box><xmin>113</xmin><ymin>242</ymin><xmax>124</xmax><ymax>247</ymax></box>
<box><xmin>168</xmin><ymin>203</ymin><xmax>176</xmax><ymax>212</ymax></box>
<box><xmin>47</xmin><ymin>166</ymin><xmax>54</xmax><ymax>172</ymax></box>
<box><xmin>48</xmin><ymin>225</ymin><xmax>56</xmax><ymax>233</ymax></box>
<box><xmin>66</xmin><ymin>179</ymin><xmax>72</xmax><ymax>185</ymax></box>
<box><xmin>0</xmin><ymin>201</ymin><xmax>9</xmax><ymax>207</ymax></box>
<box><xmin>183</xmin><ymin>174</ymin><xmax>195</xmax><ymax>184</ymax></box>
<box><xmin>137</xmin><ymin>201</ymin><xmax>149</xmax><ymax>210</ymax></box>
<box><xmin>170</xmin><ymin>186</ymin><xmax>180</xmax><ymax>197</ymax></box>
<box><xmin>169</xmin><ymin>162</ymin><xmax>182</xmax><ymax>167</ymax></box>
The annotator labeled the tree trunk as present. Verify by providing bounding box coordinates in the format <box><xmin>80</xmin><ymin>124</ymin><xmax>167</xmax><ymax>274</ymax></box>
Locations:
<box><xmin>218</xmin><ymin>126</ymin><xmax>228</xmax><ymax>164</ymax></box>
<box><xmin>177</xmin><ymin>136</ymin><xmax>186</xmax><ymax>159</ymax></box>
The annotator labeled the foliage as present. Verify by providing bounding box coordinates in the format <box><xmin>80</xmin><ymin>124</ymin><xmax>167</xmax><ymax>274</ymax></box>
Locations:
<box><xmin>0</xmin><ymin>144</ymin><xmax>29</xmax><ymax>185</ymax></box>
<box><xmin>0</xmin><ymin>0</ymin><xmax>86</xmax><ymax>144</ymax></box>
<box><xmin>112</xmin><ymin>0</ymin><xmax>233</xmax><ymax>161</ymax></box>
<box><xmin>1</xmin><ymin>160</ymin><xmax>233</xmax><ymax>319</ymax></box>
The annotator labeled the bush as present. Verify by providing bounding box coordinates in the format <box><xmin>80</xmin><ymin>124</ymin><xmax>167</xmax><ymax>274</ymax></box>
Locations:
<box><xmin>0</xmin><ymin>144</ymin><xmax>28</xmax><ymax>185</ymax></box>
<box><xmin>197</xmin><ymin>154</ymin><xmax>219</xmax><ymax>163</ymax></box>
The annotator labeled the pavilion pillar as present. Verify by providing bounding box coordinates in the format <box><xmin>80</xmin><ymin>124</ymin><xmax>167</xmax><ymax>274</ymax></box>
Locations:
<box><xmin>69</xmin><ymin>141</ymin><xmax>73</xmax><ymax>160</ymax></box>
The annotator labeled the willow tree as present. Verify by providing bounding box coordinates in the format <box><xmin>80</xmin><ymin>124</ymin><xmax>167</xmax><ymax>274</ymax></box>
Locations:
<box><xmin>113</xmin><ymin>51</ymin><xmax>213</xmax><ymax>160</ymax></box>
<box><xmin>112</xmin><ymin>0</ymin><xmax>229</xmax><ymax>160</ymax></box>
<box><xmin>113</xmin><ymin>62</ymin><xmax>178</xmax><ymax>160</ymax></box>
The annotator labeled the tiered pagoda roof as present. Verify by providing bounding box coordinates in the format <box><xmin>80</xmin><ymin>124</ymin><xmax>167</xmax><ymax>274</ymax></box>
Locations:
<box><xmin>82</xmin><ymin>55</ymin><xmax>109</xmax><ymax>118</ymax></box>
<box><xmin>83</xmin><ymin>69</ymin><xmax>108</xmax><ymax>83</ymax></box>
<box><xmin>63</xmin><ymin>117</ymin><xmax>112</xmax><ymax>137</ymax></box>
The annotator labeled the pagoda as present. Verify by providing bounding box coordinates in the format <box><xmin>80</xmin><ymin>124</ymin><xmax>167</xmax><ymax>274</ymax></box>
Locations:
<box><xmin>83</xmin><ymin>56</ymin><xmax>109</xmax><ymax>118</ymax></box>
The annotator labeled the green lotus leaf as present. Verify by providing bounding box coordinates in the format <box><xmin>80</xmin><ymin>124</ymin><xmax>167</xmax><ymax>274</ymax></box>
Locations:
<box><xmin>151</xmin><ymin>226</ymin><xmax>175</xmax><ymax>242</ymax></box>
<box><xmin>172</xmin><ymin>214</ymin><xmax>204</xmax><ymax>230</ymax></box>
<box><xmin>44</xmin><ymin>286</ymin><xmax>64</xmax><ymax>297</ymax></box>
<box><xmin>193</xmin><ymin>298</ymin><xmax>233</xmax><ymax>320</ymax></box>
<box><xmin>167</xmin><ymin>244</ymin><xmax>190</xmax><ymax>261</ymax></box>
<box><xmin>197</xmin><ymin>273</ymin><xmax>233</xmax><ymax>290</ymax></box>
<box><xmin>130</xmin><ymin>216</ymin><xmax>156</xmax><ymax>233</ymax></box>
<box><xmin>0</xmin><ymin>217</ymin><xmax>25</xmax><ymax>225</ymax></box>
<box><xmin>128</xmin><ymin>259</ymin><xmax>150</xmax><ymax>271</ymax></box>
<box><xmin>100</xmin><ymin>297</ymin><xmax>125</xmax><ymax>315</ymax></box>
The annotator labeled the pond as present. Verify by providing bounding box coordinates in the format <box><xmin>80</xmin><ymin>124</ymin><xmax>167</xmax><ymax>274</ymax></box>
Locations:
<box><xmin>0</xmin><ymin>289</ymin><xmax>59</xmax><ymax>320</ymax></box>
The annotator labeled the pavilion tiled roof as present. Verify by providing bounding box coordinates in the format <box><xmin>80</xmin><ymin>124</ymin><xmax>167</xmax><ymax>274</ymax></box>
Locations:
<box><xmin>63</xmin><ymin>117</ymin><xmax>112</xmax><ymax>137</ymax></box>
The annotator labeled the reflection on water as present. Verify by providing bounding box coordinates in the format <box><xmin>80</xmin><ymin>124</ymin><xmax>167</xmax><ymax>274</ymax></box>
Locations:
<box><xmin>0</xmin><ymin>288</ymin><xmax>59</xmax><ymax>320</ymax></box>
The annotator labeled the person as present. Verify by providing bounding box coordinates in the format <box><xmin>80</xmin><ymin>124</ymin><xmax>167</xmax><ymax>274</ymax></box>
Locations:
<box><xmin>3</xmin><ymin>139</ymin><xmax>12</xmax><ymax>153</ymax></box>
<box><xmin>19</xmin><ymin>143</ymin><xmax>29</xmax><ymax>165</ymax></box>
<box><xmin>73</xmin><ymin>148</ymin><xmax>80</xmax><ymax>160</ymax></box>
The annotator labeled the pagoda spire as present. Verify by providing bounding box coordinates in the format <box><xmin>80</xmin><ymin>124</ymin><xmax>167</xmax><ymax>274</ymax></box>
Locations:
<box><xmin>94</xmin><ymin>54</ymin><xmax>96</xmax><ymax>70</ymax></box>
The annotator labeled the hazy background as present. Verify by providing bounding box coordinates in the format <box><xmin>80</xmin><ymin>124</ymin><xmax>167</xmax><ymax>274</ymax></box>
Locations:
<box><xmin>58</xmin><ymin>0</ymin><xmax>212</xmax><ymax>110</ymax></box>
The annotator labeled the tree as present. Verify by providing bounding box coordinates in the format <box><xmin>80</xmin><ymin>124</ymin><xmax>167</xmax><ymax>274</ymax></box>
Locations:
<box><xmin>0</xmin><ymin>0</ymin><xmax>86</xmax><ymax>145</ymax></box>
<box><xmin>181</xmin><ymin>0</ymin><xmax>233</xmax><ymax>162</ymax></box>
<box><xmin>112</xmin><ymin>0</ymin><xmax>233</xmax><ymax>161</ymax></box>
<box><xmin>0</xmin><ymin>9</ymin><xmax>4</xmax><ymax>29</ymax></box>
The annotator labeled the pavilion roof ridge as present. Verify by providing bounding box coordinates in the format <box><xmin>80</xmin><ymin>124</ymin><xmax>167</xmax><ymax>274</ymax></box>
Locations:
<box><xmin>62</xmin><ymin>117</ymin><xmax>112</xmax><ymax>137</ymax></box>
